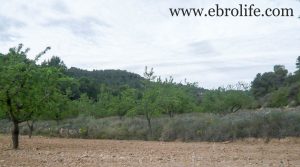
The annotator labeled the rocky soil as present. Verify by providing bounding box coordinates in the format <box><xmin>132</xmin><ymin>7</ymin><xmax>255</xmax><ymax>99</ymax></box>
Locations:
<box><xmin>0</xmin><ymin>135</ymin><xmax>299</xmax><ymax>167</ymax></box>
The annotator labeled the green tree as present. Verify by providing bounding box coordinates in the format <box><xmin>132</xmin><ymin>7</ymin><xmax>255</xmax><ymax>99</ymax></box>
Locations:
<box><xmin>57</xmin><ymin>77</ymin><xmax>81</xmax><ymax>100</ymax></box>
<box><xmin>94</xmin><ymin>85</ymin><xmax>112</xmax><ymax>117</ymax></box>
<box><xmin>41</xmin><ymin>56</ymin><xmax>67</xmax><ymax>71</ymax></box>
<box><xmin>69</xmin><ymin>93</ymin><xmax>95</xmax><ymax>117</ymax></box>
<box><xmin>251</xmin><ymin>65</ymin><xmax>288</xmax><ymax>99</ymax></box>
<box><xmin>0</xmin><ymin>44</ymin><xmax>64</xmax><ymax>149</ymax></box>
<box><xmin>296</xmin><ymin>56</ymin><xmax>300</xmax><ymax>71</ymax></box>
<box><xmin>78</xmin><ymin>77</ymin><xmax>99</xmax><ymax>101</ymax></box>
<box><xmin>135</xmin><ymin>84</ymin><xmax>161</xmax><ymax>136</ymax></box>
<box><xmin>158</xmin><ymin>77</ymin><xmax>196</xmax><ymax>118</ymax></box>
<box><xmin>43</xmin><ymin>90</ymin><xmax>70</xmax><ymax>125</ymax></box>
<box><xmin>110</xmin><ymin>87</ymin><xmax>137</xmax><ymax>119</ymax></box>
<box><xmin>128</xmin><ymin>67</ymin><xmax>161</xmax><ymax>136</ymax></box>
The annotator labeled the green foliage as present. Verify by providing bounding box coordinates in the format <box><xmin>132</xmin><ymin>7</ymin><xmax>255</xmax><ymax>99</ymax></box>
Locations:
<box><xmin>66</xmin><ymin>67</ymin><xmax>144</xmax><ymax>89</ymax></box>
<box><xmin>2</xmin><ymin>44</ymin><xmax>300</xmax><ymax>145</ymax></box>
<box><xmin>158</xmin><ymin>78</ymin><xmax>196</xmax><ymax>117</ymax></box>
<box><xmin>68</xmin><ymin>94</ymin><xmax>95</xmax><ymax>117</ymax></box>
<box><xmin>200</xmin><ymin>89</ymin><xmax>255</xmax><ymax>113</ymax></box>
<box><xmin>78</xmin><ymin>77</ymin><xmax>99</xmax><ymax>101</ymax></box>
<box><xmin>267</xmin><ymin>87</ymin><xmax>289</xmax><ymax>107</ymax></box>
<box><xmin>110</xmin><ymin>87</ymin><xmax>137</xmax><ymax>118</ymax></box>
<box><xmin>0</xmin><ymin>107</ymin><xmax>6</xmax><ymax>119</ymax></box>
<box><xmin>250</xmin><ymin>57</ymin><xmax>300</xmax><ymax>107</ymax></box>
<box><xmin>251</xmin><ymin>65</ymin><xmax>288</xmax><ymax>99</ymax></box>
<box><xmin>0</xmin><ymin>44</ymin><xmax>61</xmax><ymax>123</ymax></box>
<box><xmin>133</xmin><ymin>82</ymin><xmax>162</xmax><ymax>118</ymax></box>
<box><xmin>57</xmin><ymin>77</ymin><xmax>81</xmax><ymax>100</ymax></box>
<box><xmin>0</xmin><ymin>44</ymin><xmax>71</xmax><ymax>148</ymax></box>
<box><xmin>41</xmin><ymin>56</ymin><xmax>67</xmax><ymax>71</ymax></box>
<box><xmin>127</xmin><ymin>67</ymin><xmax>162</xmax><ymax>135</ymax></box>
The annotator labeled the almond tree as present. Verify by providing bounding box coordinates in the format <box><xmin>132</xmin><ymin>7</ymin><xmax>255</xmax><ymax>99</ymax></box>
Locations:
<box><xmin>0</xmin><ymin>44</ymin><xmax>64</xmax><ymax>149</ymax></box>
<box><xmin>127</xmin><ymin>67</ymin><xmax>162</xmax><ymax>137</ymax></box>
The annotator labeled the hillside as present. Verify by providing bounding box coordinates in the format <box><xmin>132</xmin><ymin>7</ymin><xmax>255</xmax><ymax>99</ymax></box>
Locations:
<box><xmin>66</xmin><ymin>67</ymin><xmax>144</xmax><ymax>89</ymax></box>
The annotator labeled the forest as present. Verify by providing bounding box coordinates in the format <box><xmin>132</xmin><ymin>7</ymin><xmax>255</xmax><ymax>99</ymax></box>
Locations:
<box><xmin>1</xmin><ymin>44</ymin><xmax>300</xmax><ymax>149</ymax></box>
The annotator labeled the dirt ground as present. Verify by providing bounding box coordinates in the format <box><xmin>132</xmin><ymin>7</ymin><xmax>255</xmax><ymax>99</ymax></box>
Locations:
<box><xmin>0</xmin><ymin>135</ymin><xmax>299</xmax><ymax>167</ymax></box>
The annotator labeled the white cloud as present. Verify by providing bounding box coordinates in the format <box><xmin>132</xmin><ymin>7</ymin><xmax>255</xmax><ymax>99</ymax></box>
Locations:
<box><xmin>0</xmin><ymin>0</ymin><xmax>300</xmax><ymax>88</ymax></box>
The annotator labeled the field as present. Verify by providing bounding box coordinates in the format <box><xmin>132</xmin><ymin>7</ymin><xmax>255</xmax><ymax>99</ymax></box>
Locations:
<box><xmin>0</xmin><ymin>135</ymin><xmax>300</xmax><ymax>167</ymax></box>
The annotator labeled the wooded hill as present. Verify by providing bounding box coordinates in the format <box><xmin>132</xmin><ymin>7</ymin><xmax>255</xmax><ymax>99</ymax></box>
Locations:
<box><xmin>66</xmin><ymin>67</ymin><xmax>144</xmax><ymax>89</ymax></box>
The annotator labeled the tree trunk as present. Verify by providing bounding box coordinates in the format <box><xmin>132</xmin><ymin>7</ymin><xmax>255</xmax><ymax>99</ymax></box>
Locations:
<box><xmin>27</xmin><ymin>120</ymin><xmax>34</xmax><ymax>139</ymax></box>
<box><xmin>146</xmin><ymin>114</ymin><xmax>152</xmax><ymax>136</ymax></box>
<box><xmin>119</xmin><ymin>115</ymin><xmax>124</xmax><ymax>120</ymax></box>
<box><xmin>231</xmin><ymin>105</ymin><xmax>241</xmax><ymax>113</ymax></box>
<box><xmin>168</xmin><ymin>110</ymin><xmax>174</xmax><ymax>118</ymax></box>
<box><xmin>12</xmin><ymin>121</ymin><xmax>19</xmax><ymax>149</ymax></box>
<box><xmin>6</xmin><ymin>92</ymin><xmax>20</xmax><ymax>149</ymax></box>
<box><xmin>55</xmin><ymin>113</ymin><xmax>60</xmax><ymax>126</ymax></box>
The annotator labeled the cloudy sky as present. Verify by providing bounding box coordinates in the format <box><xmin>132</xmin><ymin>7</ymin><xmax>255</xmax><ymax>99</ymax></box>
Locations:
<box><xmin>0</xmin><ymin>0</ymin><xmax>300</xmax><ymax>88</ymax></box>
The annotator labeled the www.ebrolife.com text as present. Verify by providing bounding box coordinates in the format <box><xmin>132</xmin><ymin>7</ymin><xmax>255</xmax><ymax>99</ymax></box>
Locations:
<box><xmin>170</xmin><ymin>4</ymin><xmax>294</xmax><ymax>17</ymax></box>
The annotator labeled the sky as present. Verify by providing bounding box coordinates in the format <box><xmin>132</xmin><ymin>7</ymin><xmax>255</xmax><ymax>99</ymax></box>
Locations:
<box><xmin>0</xmin><ymin>0</ymin><xmax>300</xmax><ymax>88</ymax></box>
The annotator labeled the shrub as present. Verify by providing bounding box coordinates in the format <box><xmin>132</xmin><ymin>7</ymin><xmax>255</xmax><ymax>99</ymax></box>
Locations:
<box><xmin>0</xmin><ymin>108</ymin><xmax>299</xmax><ymax>142</ymax></box>
<box><xmin>267</xmin><ymin>87</ymin><xmax>289</xmax><ymax>107</ymax></box>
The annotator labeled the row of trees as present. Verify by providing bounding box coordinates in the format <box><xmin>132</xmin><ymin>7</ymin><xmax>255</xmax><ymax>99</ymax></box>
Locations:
<box><xmin>1</xmin><ymin>44</ymin><xmax>300</xmax><ymax>149</ymax></box>
<box><xmin>0</xmin><ymin>45</ymin><xmax>199</xmax><ymax>148</ymax></box>
<box><xmin>64</xmin><ymin>67</ymin><xmax>197</xmax><ymax>135</ymax></box>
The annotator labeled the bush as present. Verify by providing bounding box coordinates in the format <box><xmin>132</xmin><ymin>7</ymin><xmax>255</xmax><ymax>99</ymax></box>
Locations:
<box><xmin>160</xmin><ymin>113</ymin><xmax>214</xmax><ymax>141</ymax></box>
<box><xmin>267</xmin><ymin>87</ymin><xmax>289</xmax><ymax>107</ymax></box>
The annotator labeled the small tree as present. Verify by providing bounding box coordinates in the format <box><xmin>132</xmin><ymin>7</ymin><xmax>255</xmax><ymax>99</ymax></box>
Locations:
<box><xmin>158</xmin><ymin>77</ymin><xmax>196</xmax><ymax>118</ymax></box>
<box><xmin>128</xmin><ymin>67</ymin><xmax>161</xmax><ymax>136</ymax></box>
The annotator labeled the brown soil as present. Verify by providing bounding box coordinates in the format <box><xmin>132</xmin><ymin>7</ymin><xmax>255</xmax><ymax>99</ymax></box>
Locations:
<box><xmin>0</xmin><ymin>135</ymin><xmax>299</xmax><ymax>167</ymax></box>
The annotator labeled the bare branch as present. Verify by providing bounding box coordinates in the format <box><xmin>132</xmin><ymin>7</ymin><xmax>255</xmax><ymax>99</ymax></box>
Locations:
<box><xmin>34</xmin><ymin>46</ymin><xmax>51</xmax><ymax>62</ymax></box>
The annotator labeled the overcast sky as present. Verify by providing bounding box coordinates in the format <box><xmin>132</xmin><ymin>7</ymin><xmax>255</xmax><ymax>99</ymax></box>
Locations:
<box><xmin>0</xmin><ymin>0</ymin><xmax>300</xmax><ymax>88</ymax></box>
